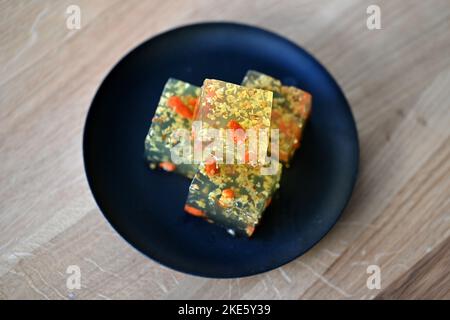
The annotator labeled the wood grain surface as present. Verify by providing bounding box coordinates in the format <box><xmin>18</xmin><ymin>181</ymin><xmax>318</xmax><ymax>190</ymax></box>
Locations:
<box><xmin>0</xmin><ymin>0</ymin><xmax>449</xmax><ymax>300</ymax></box>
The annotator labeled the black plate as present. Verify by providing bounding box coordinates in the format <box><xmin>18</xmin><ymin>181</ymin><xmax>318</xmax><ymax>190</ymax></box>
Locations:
<box><xmin>83</xmin><ymin>22</ymin><xmax>359</xmax><ymax>278</ymax></box>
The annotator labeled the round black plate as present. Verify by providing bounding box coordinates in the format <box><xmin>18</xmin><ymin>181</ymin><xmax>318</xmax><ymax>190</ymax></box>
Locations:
<box><xmin>83</xmin><ymin>22</ymin><xmax>359</xmax><ymax>278</ymax></box>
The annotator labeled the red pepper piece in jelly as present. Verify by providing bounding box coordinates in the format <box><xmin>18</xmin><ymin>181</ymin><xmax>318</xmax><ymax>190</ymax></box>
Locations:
<box><xmin>204</xmin><ymin>158</ymin><xmax>219</xmax><ymax>176</ymax></box>
<box><xmin>227</xmin><ymin>120</ymin><xmax>246</xmax><ymax>143</ymax></box>
<box><xmin>159</xmin><ymin>162</ymin><xmax>176</xmax><ymax>172</ymax></box>
<box><xmin>221</xmin><ymin>188</ymin><xmax>235</xmax><ymax>199</ymax></box>
<box><xmin>167</xmin><ymin>96</ymin><xmax>193</xmax><ymax>119</ymax></box>
<box><xmin>184</xmin><ymin>204</ymin><xmax>206</xmax><ymax>217</ymax></box>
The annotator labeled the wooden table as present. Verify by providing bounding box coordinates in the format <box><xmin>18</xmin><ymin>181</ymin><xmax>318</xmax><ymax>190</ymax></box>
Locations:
<box><xmin>1</xmin><ymin>0</ymin><xmax>449</xmax><ymax>300</ymax></box>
